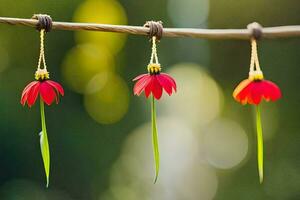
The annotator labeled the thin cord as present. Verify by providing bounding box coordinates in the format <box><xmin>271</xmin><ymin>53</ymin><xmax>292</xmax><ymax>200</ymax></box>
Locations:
<box><xmin>250</xmin><ymin>38</ymin><xmax>261</xmax><ymax>73</ymax></box>
<box><xmin>149</xmin><ymin>36</ymin><xmax>159</xmax><ymax>64</ymax></box>
<box><xmin>250</xmin><ymin>39</ymin><xmax>255</xmax><ymax>73</ymax></box>
<box><xmin>253</xmin><ymin>39</ymin><xmax>261</xmax><ymax>71</ymax></box>
<box><xmin>37</xmin><ymin>29</ymin><xmax>47</xmax><ymax>70</ymax></box>
<box><xmin>37</xmin><ymin>30</ymin><xmax>43</xmax><ymax>70</ymax></box>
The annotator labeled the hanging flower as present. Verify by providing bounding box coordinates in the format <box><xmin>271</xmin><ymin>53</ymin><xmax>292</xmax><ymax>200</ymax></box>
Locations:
<box><xmin>233</xmin><ymin>71</ymin><xmax>281</xmax><ymax>105</ymax></box>
<box><xmin>133</xmin><ymin>34</ymin><xmax>177</xmax><ymax>183</ymax></box>
<box><xmin>21</xmin><ymin>69</ymin><xmax>64</xmax><ymax>107</ymax></box>
<box><xmin>20</xmin><ymin>29</ymin><xmax>64</xmax><ymax>187</ymax></box>
<box><xmin>232</xmin><ymin>38</ymin><xmax>281</xmax><ymax>183</ymax></box>
<box><xmin>133</xmin><ymin>63</ymin><xmax>177</xmax><ymax>99</ymax></box>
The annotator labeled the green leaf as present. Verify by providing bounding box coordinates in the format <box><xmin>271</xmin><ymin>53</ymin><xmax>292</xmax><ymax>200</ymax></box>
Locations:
<box><xmin>256</xmin><ymin>105</ymin><xmax>263</xmax><ymax>183</ymax></box>
<box><xmin>40</xmin><ymin>100</ymin><xmax>50</xmax><ymax>188</ymax></box>
<box><xmin>151</xmin><ymin>96</ymin><xmax>160</xmax><ymax>183</ymax></box>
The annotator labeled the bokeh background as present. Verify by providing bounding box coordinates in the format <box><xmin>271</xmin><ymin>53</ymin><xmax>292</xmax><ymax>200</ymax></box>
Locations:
<box><xmin>0</xmin><ymin>0</ymin><xmax>300</xmax><ymax>199</ymax></box>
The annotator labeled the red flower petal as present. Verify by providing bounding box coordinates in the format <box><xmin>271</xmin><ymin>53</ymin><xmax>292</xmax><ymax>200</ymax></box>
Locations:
<box><xmin>152</xmin><ymin>76</ymin><xmax>163</xmax><ymax>100</ymax></box>
<box><xmin>145</xmin><ymin>76</ymin><xmax>163</xmax><ymax>99</ymax></box>
<box><xmin>40</xmin><ymin>82</ymin><xmax>56</xmax><ymax>105</ymax></box>
<box><xmin>133</xmin><ymin>74</ymin><xmax>148</xmax><ymax>81</ymax></box>
<box><xmin>46</xmin><ymin>80</ymin><xmax>64</xmax><ymax>96</ymax></box>
<box><xmin>21</xmin><ymin>81</ymin><xmax>37</xmax><ymax>96</ymax></box>
<box><xmin>45</xmin><ymin>80</ymin><xmax>64</xmax><ymax>103</ymax></box>
<box><xmin>21</xmin><ymin>81</ymin><xmax>38</xmax><ymax>106</ymax></box>
<box><xmin>133</xmin><ymin>74</ymin><xmax>152</xmax><ymax>96</ymax></box>
<box><xmin>144</xmin><ymin>76</ymin><xmax>154</xmax><ymax>98</ymax></box>
<box><xmin>262</xmin><ymin>80</ymin><xmax>281</xmax><ymax>101</ymax></box>
<box><xmin>157</xmin><ymin>74</ymin><xmax>173</xmax><ymax>95</ymax></box>
<box><xmin>250</xmin><ymin>82</ymin><xmax>265</xmax><ymax>104</ymax></box>
<box><xmin>160</xmin><ymin>73</ymin><xmax>177</xmax><ymax>92</ymax></box>
<box><xmin>26</xmin><ymin>82</ymin><xmax>41</xmax><ymax>107</ymax></box>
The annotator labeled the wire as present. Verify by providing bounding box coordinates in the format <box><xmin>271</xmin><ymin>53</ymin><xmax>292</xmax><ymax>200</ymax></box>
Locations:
<box><xmin>0</xmin><ymin>16</ymin><xmax>300</xmax><ymax>40</ymax></box>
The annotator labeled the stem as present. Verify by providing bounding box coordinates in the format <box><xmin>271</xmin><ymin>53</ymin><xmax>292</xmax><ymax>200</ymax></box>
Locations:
<box><xmin>40</xmin><ymin>99</ymin><xmax>50</xmax><ymax>187</ymax></box>
<box><xmin>256</xmin><ymin>105</ymin><xmax>264</xmax><ymax>183</ymax></box>
<box><xmin>151</xmin><ymin>95</ymin><xmax>160</xmax><ymax>183</ymax></box>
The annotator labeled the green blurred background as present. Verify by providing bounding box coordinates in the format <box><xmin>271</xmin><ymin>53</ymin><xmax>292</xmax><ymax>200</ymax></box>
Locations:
<box><xmin>0</xmin><ymin>0</ymin><xmax>299</xmax><ymax>199</ymax></box>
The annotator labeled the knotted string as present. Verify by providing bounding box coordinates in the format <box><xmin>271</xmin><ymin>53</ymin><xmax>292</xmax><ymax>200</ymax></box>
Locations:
<box><xmin>249</xmin><ymin>38</ymin><xmax>261</xmax><ymax>73</ymax></box>
<box><xmin>150</xmin><ymin>36</ymin><xmax>159</xmax><ymax>64</ymax></box>
<box><xmin>32</xmin><ymin>14</ymin><xmax>52</xmax><ymax>71</ymax></box>
<box><xmin>37</xmin><ymin>29</ymin><xmax>47</xmax><ymax>70</ymax></box>
<box><xmin>247</xmin><ymin>22</ymin><xmax>263</xmax><ymax>77</ymax></box>
<box><xmin>144</xmin><ymin>21</ymin><xmax>163</xmax><ymax>65</ymax></box>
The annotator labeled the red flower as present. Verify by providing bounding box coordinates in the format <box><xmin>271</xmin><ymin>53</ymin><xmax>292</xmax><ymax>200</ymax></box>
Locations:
<box><xmin>21</xmin><ymin>69</ymin><xmax>64</xmax><ymax>107</ymax></box>
<box><xmin>133</xmin><ymin>64</ymin><xmax>177</xmax><ymax>100</ymax></box>
<box><xmin>233</xmin><ymin>74</ymin><xmax>281</xmax><ymax>105</ymax></box>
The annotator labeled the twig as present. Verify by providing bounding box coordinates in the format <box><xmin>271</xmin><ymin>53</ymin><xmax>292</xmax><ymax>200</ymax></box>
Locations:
<box><xmin>0</xmin><ymin>16</ymin><xmax>300</xmax><ymax>39</ymax></box>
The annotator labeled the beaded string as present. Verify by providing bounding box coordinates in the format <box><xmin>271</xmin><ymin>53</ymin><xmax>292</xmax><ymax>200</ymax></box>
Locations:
<box><xmin>149</xmin><ymin>36</ymin><xmax>159</xmax><ymax>64</ymax></box>
<box><xmin>37</xmin><ymin>29</ymin><xmax>47</xmax><ymax>70</ymax></box>
<box><xmin>249</xmin><ymin>38</ymin><xmax>261</xmax><ymax>73</ymax></box>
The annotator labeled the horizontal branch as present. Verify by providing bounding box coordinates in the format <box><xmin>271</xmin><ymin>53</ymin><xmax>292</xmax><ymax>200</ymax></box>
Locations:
<box><xmin>0</xmin><ymin>16</ymin><xmax>300</xmax><ymax>40</ymax></box>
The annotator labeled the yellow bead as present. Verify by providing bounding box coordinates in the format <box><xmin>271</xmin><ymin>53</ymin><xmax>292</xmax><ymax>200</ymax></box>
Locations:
<box><xmin>35</xmin><ymin>69</ymin><xmax>50</xmax><ymax>80</ymax></box>
<box><xmin>249</xmin><ymin>70</ymin><xmax>264</xmax><ymax>81</ymax></box>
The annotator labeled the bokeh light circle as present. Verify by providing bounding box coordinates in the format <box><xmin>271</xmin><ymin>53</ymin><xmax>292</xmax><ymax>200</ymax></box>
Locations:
<box><xmin>203</xmin><ymin>118</ymin><xmax>248</xmax><ymax>169</ymax></box>
<box><xmin>84</xmin><ymin>74</ymin><xmax>129</xmax><ymax>124</ymax></box>
<box><xmin>168</xmin><ymin>0</ymin><xmax>209</xmax><ymax>27</ymax></box>
<box><xmin>73</xmin><ymin>0</ymin><xmax>128</xmax><ymax>54</ymax></box>
<box><xmin>160</xmin><ymin>63</ymin><xmax>224</xmax><ymax>128</ymax></box>
<box><xmin>104</xmin><ymin>118</ymin><xmax>218</xmax><ymax>200</ymax></box>
<box><xmin>62</xmin><ymin>44</ymin><xmax>114</xmax><ymax>94</ymax></box>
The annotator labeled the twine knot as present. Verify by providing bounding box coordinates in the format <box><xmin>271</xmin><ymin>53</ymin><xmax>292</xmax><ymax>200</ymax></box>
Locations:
<box><xmin>32</xmin><ymin>14</ymin><xmax>53</xmax><ymax>32</ymax></box>
<box><xmin>144</xmin><ymin>21</ymin><xmax>163</xmax><ymax>41</ymax></box>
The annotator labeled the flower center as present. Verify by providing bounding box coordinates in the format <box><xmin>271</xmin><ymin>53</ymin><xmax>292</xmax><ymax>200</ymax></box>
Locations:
<box><xmin>148</xmin><ymin>63</ymin><xmax>161</xmax><ymax>75</ymax></box>
<box><xmin>249</xmin><ymin>70</ymin><xmax>264</xmax><ymax>81</ymax></box>
<box><xmin>35</xmin><ymin>68</ymin><xmax>50</xmax><ymax>81</ymax></box>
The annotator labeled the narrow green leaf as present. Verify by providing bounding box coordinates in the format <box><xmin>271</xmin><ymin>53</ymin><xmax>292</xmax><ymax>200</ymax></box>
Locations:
<box><xmin>256</xmin><ymin>105</ymin><xmax>263</xmax><ymax>183</ymax></box>
<box><xmin>151</xmin><ymin>95</ymin><xmax>160</xmax><ymax>183</ymax></box>
<box><xmin>40</xmin><ymin>99</ymin><xmax>50</xmax><ymax>188</ymax></box>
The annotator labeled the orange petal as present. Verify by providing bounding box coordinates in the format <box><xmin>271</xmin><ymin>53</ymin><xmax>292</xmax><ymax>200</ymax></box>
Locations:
<box><xmin>233</xmin><ymin>79</ymin><xmax>252</xmax><ymax>102</ymax></box>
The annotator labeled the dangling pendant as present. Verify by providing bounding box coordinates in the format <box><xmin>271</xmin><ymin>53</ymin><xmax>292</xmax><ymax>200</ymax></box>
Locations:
<box><xmin>233</xmin><ymin>37</ymin><xmax>281</xmax><ymax>183</ymax></box>
<box><xmin>20</xmin><ymin>18</ymin><xmax>64</xmax><ymax>187</ymax></box>
<box><xmin>133</xmin><ymin>21</ymin><xmax>177</xmax><ymax>183</ymax></box>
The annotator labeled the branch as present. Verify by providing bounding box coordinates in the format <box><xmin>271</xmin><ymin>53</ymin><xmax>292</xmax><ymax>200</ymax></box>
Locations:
<box><xmin>0</xmin><ymin>16</ymin><xmax>300</xmax><ymax>40</ymax></box>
